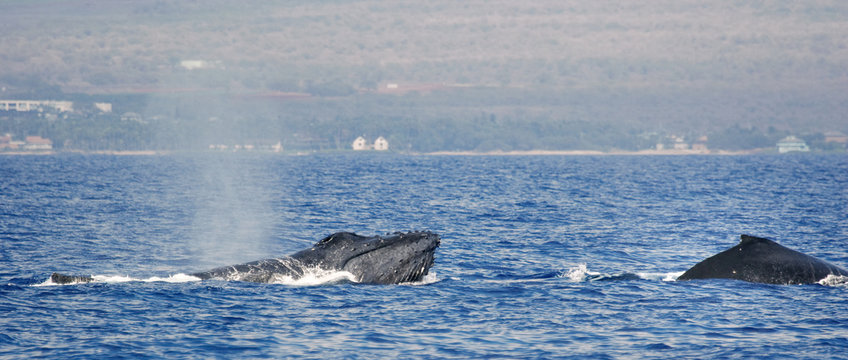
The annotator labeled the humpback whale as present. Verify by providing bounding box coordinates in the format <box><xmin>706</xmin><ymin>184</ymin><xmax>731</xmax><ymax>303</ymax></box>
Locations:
<box><xmin>677</xmin><ymin>234</ymin><xmax>848</xmax><ymax>285</ymax></box>
<box><xmin>51</xmin><ymin>231</ymin><xmax>440</xmax><ymax>285</ymax></box>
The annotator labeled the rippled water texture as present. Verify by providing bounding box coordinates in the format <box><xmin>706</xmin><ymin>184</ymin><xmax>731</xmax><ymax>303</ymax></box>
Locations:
<box><xmin>2</xmin><ymin>154</ymin><xmax>847</xmax><ymax>358</ymax></box>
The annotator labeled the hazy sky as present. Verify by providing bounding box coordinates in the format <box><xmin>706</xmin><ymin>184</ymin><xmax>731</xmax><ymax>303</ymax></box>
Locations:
<box><xmin>2</xmin><ymin>0</ymin><xmax>846</xmax><ymax>92</ymax></box>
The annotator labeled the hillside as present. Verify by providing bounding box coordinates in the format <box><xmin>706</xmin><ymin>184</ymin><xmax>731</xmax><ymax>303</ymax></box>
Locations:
<box><xmin>3</xmin><ymin>1</ymin><xmax>846</xmax><ymax>91</ymax></box>
<box><xmin>1</xmin><ymin>0</ymin><xmax>847</xmax><ymax>151</ymax></box>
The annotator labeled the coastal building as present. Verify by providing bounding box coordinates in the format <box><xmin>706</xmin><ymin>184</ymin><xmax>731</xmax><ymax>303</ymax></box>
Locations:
<box><xmin>352</xmin><ymin>136</ymin><xmax>390</xmax><ymax>151</ymax></box>
<box><xmin>24</xmin><ymin>136</ymin><xmax>53</xmax><ymax>150</ymax></box>
<box><xmin>776</xmin><ymin>136</ymin><xmax>809</xmax><ymax>153</ymax></box>
<box><xmin>0</xmin><ymin>100</ymin><xmax>74</xmax><ymax>113</ymax></box>
<box><xmin>824</xmin><ymin>131</ymin><xmax>848</xmax><ymax>144</ymax></box>
<box><xmin>691</xmin><ymin>136</ymin><xmax>709</xmax><ymax>152</ymax></box>
<box><xmin>1</xmin><ymin>134</ymin><xmax>53</xmax><ymax>151</ymax></box>
<box><xmin>0</xmin><ymin>134</ymin><xmax>15</xmax><ymax>150</ymax></box>
<box><xmin>208</xmin><ymin>141</ymin><xmax>283</xmax><ymax>152</ymax></box>
<box><xmin>352</xmin><ymin>136</ymin><xmax>369</xmax><ymax>150</ymax></box>
<box><xmin>94</xmin><ymin>102</ymin><xmax>112</xmax><ymax>113</ymax></box>
<box><xmin>374</xmin><ymin>136</ymin><xmax>389</xmax><ymax>151</ymax></box>
<box><xmin>179</xmin><ymin>60</ymin><xmax>222</xmax><ymax>70</ymax></box>
<box><xmin>121</xmin><ymin>112</ymin><xmax>144</xmax><ymax>122</ymax></box>
<box><xmin>672</xmin><ymin>136</ymin><xmax>688</xmax><ymax>150</ymax></box>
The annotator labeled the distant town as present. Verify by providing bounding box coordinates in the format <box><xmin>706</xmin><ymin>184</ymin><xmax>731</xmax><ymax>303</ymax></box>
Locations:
<box><xmin>1</xmin><ymin>96</ymin><xmax>847</xmax><ymax>155</ymax></box>
<box><xmin>3</xmin><ymin>1</ymin><xmax>848</xmax><ymax>156</ymax></box>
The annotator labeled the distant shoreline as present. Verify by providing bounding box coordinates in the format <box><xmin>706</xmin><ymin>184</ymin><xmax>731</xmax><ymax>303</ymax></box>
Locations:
<box><xmin>0</xmin><ymin>150</ymin><xmax>167</xmax><ymax>156</ymax></box>
<box><xmin>2</xmin><ymin>148</ymin><xmax>834</xmax><ymax>156</ymax></box>
<box><xmin>420</xmin><ymin>149</ymin><xmax>766</xmax><ymax>156</ymax></box>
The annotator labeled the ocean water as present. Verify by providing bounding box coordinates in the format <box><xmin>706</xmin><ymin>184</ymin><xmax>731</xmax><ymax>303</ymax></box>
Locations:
<box><xmin>1</xmin><ymin>153</ymin><xmax>847</xmax><ymax>359</ymax></box>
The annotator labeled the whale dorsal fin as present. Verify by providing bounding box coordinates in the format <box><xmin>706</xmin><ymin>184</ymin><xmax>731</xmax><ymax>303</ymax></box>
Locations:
<box><xmin>681</xmin><ymin>234</ymin><xmax>848</xmax><ymax>284</ymax></box>
<box><xmin>739</xmin><ymin>234</ymin><xmax>773</xmax><ymax>246</ymax></box>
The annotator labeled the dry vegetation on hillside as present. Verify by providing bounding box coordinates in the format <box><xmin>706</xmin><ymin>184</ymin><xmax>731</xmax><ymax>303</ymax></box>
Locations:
<box><xmin>1</xmin><ymin>1</ymin><xmax>846</xmax><ymax>152</ymax></box>
<box><xmin>2</xmin><ymin>0</ymin><xmax>846</xmax><ymax>92</ymax></box>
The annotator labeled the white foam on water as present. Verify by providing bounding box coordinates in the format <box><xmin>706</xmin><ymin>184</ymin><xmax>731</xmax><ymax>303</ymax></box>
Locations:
<box><xmin>818</xmin><ymin>274</ymin><xmax>848</xmax><ymax>287</ymax></box>
<box><xmin>638</xmin><ymin>271</ymin><xmax>685</xmax><ymax>282</ymax></box>
<box><xmin>559</xmin><ymin>264</ymin><xmax>601</xmax><ymax>282</ymax></box>
<box><xmin>37</xmin><ymin>269</ymin><xmax>440</xmax><ymax>287</ymax></box>
<box><xmin>141</xmin><ymin>274</ymin><xmax>203</xmax><ymax>283</ymax></box>
<box><xmin>91</xmin><ymin>275</ymin><xmax>135</xmax><ymax>283</ymax></box>
<box><xmin>556</xmin><ymin>265</ymin><xmax>684</xmax><ymax>282</ymax></box>
<box><xmin>90</xmin><ymin>274</ymin><xmax>203</xmax><ymax>283</ymax></box>
<box><xmin>401</xmin><ymin>271</ymin><xmax>439</xmax><ymax>286</ymax></box>
<box><xmin>36</xmin><ymin>274</ymin><xmax>203</xmax><ymax>286</ymax></box>
<box><xmin>266</xmin><ymin>268</ymin><xmax>358</xmax><ymax>286</ymax></box>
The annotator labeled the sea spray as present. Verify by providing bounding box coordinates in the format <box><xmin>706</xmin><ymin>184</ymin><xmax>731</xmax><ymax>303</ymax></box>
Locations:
<box><xmin>186</xmin><ymin>155</ymin><xmax>277</xmax><ymax>268</ymax></box>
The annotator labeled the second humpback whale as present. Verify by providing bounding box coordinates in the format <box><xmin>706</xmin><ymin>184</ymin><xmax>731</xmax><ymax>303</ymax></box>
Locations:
<box><xmin>677</xmin><ymin>234</ymin><xmax>848</xmax><ymax>285</ymax></box>
<box><xmin>51</xmin><ymin>231</ymin><xmax>440</xmax><ymax>285</ymax></box>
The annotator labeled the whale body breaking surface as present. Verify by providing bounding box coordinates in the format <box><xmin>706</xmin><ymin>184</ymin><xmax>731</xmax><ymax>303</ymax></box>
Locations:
<box><xmin>50</xmin><ymin>232</ymin><xmax>847</xmax><ymax>287</ymax></box>
<box><xmin>677</xmin><ymin>234</ymin><xmax>848</xmax><ymax>285</ymax></box>
<box><xmin>50</xmin><ymin>231</ymin><xmax>440</xmax><ymax>285</ymax></box>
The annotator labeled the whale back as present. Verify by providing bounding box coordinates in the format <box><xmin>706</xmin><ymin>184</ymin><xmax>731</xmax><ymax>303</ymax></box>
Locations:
<box><xmin>51</xmin><ymin>231</ymin><xmax>439</xmax><ymax>285</ymax></box>
<box><xmin>191</xmin><ymin>231</ymin><xmax>439</xmax><ymax>284</ymax></box>
<box><xmin>678</xmin><ymin>235</ymin><xmax>848</xmax><ymax>284</ymax></box>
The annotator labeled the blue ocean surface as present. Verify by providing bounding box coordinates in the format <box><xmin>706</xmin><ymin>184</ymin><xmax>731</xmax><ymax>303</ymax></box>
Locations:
<box><xmin>1</xmin><ymin>154</ymin><xmax>847</xmax><ymax>359</ymax></box>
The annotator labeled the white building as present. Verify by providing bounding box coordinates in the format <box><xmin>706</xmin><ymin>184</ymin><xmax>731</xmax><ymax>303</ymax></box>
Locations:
<box><xmin>180</xmin><ymin>60</ymin><xmax>223</xmax><ymax>70</ymax></box>
<box><xmin>777</xmin><ymin>136</ymin><xmax>810</xmax><ymax>153</ymax></box>
<box><xmin>671</xmin><ymin>136</ymin><xmax>689</xmax><ymax>150</ymax></box>
<box><xmin>94</xmin><ymin>102</ymin><xmax>112</xmax><ymax>112</ymax></box>
<box><xmin>352</xmin><ymin>136</ymin><xmax>390</xmax><ymax>151</ymax></box>
<box><xmin>374</xmin><ymin>136</ymin><xmax>389</xmax><ymax>151</ymax></box>
<box><xmin>0</xmin><ymin>100</ymin><xmax>74</xmax><ymax>112</ymax></box>
<box><xmin>23</xmin><ymin>136</ymin><xmax>52</xmax><ymax>150</ymax></box>
<box><xmin>352</xmin><ymin>136</ymin><xmax>369</xmax><ymax>150</ymax></box>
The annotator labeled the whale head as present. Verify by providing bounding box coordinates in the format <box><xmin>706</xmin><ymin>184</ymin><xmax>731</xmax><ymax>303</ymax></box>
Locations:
<box><xmin>291</xmin><ymin>231</ymin><xmax>440</xmax><ymax>284</ymax></box>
